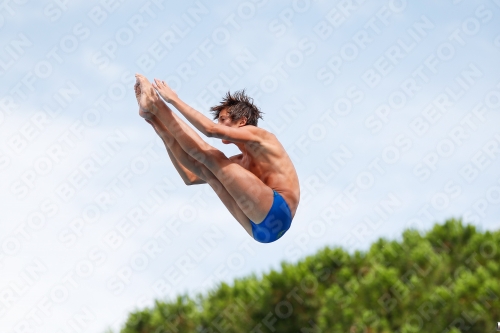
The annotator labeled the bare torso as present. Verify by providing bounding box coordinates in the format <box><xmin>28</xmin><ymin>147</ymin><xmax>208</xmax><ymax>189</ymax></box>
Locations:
<box><xmin>229</xmin><ymin>128</ymin><xmax>300</xmax><ymax>218</ymax></box>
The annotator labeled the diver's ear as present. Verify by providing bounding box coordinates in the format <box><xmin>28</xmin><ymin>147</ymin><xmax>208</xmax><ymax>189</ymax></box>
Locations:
<box><xmin>238</xmin><ymin>117</ymin><xmax>248</xmax><ymax>127</ymax></box>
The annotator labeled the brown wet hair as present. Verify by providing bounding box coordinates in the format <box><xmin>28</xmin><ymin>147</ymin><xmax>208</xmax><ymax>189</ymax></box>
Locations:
<box><xmin>210</xmin><ymin>90</ymin><xmax>263</xmax><ymax>126</ymax></box>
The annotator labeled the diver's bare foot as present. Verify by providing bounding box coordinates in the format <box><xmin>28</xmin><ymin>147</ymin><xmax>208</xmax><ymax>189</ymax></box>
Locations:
<box><xmin>134</xmin><ymin>82</ymin><xmax>141</xmax><ymax>105</ymax></box>
<box><xmin>135</xmin><ymin>80</ymin><xmax>153</xmax><ymax>120</ymax></box>
<box><xmin>135</xmin><ymin>74</ymin><xmax>159</xmax><ymax>115</ymax></box>
<box><xmin>139</xmin><ymin>107</ymin><xmax>153</xmax><ymax>120</ymax></box>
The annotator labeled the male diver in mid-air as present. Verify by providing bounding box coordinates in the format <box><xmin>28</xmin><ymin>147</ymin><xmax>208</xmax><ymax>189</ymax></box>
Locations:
<box><xmin>134</xmin><ymin>74</ymin><xmax>300</xmax><ymax>243</ymax></box>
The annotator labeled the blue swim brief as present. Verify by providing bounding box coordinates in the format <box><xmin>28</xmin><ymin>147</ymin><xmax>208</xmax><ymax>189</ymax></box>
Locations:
<box><xmin>250</xmin><ymin>190</ymin><xmax>292</xmax><ymax>243</ymax></box>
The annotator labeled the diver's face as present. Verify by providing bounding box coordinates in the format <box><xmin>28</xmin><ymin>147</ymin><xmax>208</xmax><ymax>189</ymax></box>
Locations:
<box><xmin>217</xmin><ymin>109</ymin><xmax>241</xmax><ymax>145</ymax></box>
<box><xmin>217</xmin><ymin>109</ymin><xmax>236</xmax><ymax>127</ymax></box>
<box><xmin>218</xmin><ymin>109</ymin><xmax>237</xmax><ymax>144</ymax></box>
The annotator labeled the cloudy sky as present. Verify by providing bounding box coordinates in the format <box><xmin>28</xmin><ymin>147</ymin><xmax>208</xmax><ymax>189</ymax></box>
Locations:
<box><xmin>1</xmin><ymin>0</ymin><xmax>499</xmax><ymax>332</ymax></box>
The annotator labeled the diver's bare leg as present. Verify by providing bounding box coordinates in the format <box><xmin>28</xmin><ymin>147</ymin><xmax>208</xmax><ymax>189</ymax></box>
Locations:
<box><xmin>137</xmin><ymin>75</ymin><xmax>273</xmax><ymax>224</ymax></box>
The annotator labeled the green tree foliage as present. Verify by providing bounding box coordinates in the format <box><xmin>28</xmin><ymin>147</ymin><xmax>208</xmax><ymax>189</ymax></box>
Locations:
<box><xmin>112</xmin><ymin>219</ymin><xmax>500</xmax><ymax>332</ymax></box>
